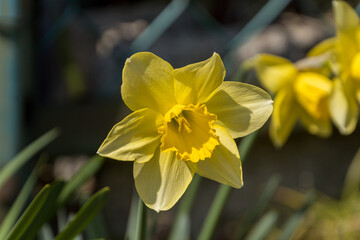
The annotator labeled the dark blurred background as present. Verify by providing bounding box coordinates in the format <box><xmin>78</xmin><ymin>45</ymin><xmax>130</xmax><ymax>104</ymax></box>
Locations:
<box><xmin>1</xmin><ymin>0</ymin><xmax>360</xmax><ymax>239</ymax></box>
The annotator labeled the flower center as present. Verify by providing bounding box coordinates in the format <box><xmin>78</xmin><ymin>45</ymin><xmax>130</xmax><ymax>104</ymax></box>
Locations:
<box><xmin>294</xmin><ymin>72</ymin><xmax>332</xmax><ymax>120</ymax></box>
<box><xmin>158</xmin><ymin>104</ymin><xmax>220</xmax><ymax>162</ymax></box>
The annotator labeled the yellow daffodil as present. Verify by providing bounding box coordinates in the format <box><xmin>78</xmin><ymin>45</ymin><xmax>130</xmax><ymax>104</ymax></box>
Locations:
<box><xmin>97</xmin><ymin>52</ymin><xmax>273</xmax><ymax>211</ymax></box>
<box><xmin>251</xmin><ymin>54</ymin><xmax>333</xmax><ymax>147</ymax></box>
<box><xmin>308</xmin><ymin>1</ymin><xmax>359</xmax><ymax>135</ymax></box>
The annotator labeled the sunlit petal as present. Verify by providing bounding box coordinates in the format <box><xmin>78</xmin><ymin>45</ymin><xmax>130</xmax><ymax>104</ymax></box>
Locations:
<box><xmin>98</xmin><ymin>108</ymin><xmax>163</xmax><ymax>163</ymax></box>
<box><xmin>173</xmin><ymin>53</ymin><xmax>225</xmax><ymax>105</ymax></box>
<box><xmin>307</xmin><ymin>37</ymin><xmax>336</xmax><ymax>57</ymax></box>
<box><xmin>121</xmin><ymin>52</ymin><xmax>177</xmax><ymax>114</ymax></box>
<box><xmin>252</xmin><ymin>54</ymin><xmax>297</xmax><ymax>94</ymax></box>
<box><xmin>206</xmin><ymin>81</ymin><xmax>273</xmax><ymax>139</ymax></box>
<box><xmin>187</xmin><ymin>125</ymin><xmax>243</xmax><ymax>188</ymax></box>
<box><xmin>134</xmin><ymin>149</ymin><xmax>194</xmax><ymax>212</ymax></box>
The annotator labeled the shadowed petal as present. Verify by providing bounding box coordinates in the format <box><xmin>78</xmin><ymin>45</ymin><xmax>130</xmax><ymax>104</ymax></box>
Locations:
<box><xmin>329</xmin><ymin>78</ymin><xmax>358</xmax><ymax>135</ymax></box>
<box><xmin>270</xmin><ymin>88</ymin><xmax>299</xmax><ymax>148</ymax></box>
<box><xmin>134</xmin><ymin>149</ymin><xmax>194</xmax><ymax>212</ymax></box>
<box><xmin>206</xmin><ymin>81</ymin><xmax>273</xmax><ymax>139</ymax></box>
<box><xmin>187</xmin><ymin>125</ymin><xmax>243</xmax><ymax>188</ymax></box>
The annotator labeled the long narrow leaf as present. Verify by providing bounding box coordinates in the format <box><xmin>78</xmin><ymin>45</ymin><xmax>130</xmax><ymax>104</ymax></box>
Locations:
<box><xmin>58</xmin><ymin>155</ymin><xmax>104</xmax><ymax>205</ymax></box>
<box><xmin>135</xmin><ymin>198</ymin><xmax>147</xmax><ymax>240</ymax></box>
<box><xmin>0</xmin><ymin>164</ymin><xmax>40</xmax><ymax>239</ymax></box>
<box><xmin>0</xmin><ymin>128</ymin><xmax>59</xmax><ymax>189</ymax></box>
<box><xmin>4</xmin><ymin>184</ymin><xmax>52</xmax><ymax>240</ymax></box>
<box><xmin>342</xmin><ymin>147</ymin><xmax>360</xmax><ymax>199</ymax></box>
<box><xmin>236</xmin><ymin>174</ymin><xmax>281</xmax><ymax>239</ymax></box>
<box><xmin>169</xmin><ymin>175</ymin><xmax>201</xmax><ymax>240</ymax></box>
<box><xmin>55</xmin><ymin>187</ymin><xmax>110</xmax><ymax>240</ymax></box>
<box><xmin>198</xmin><ymin>132</ymin><xmax>258</xmax><ymax>240</ymax></box>
<box><xmin>125</xmin><ymin>190</ymin><xmax>140</xmax><ymax>240</ymax></box>
<box><xmin>278</xmin><ymin>192</ymin><xmax>315</xmax><ymax>240</ymax></box>
<box><xmin>5</xmin><ymin>182</ymin><xmax>65</xmax><ymax>240</ymax></box>
<box><xmin>245</xmin><ymin>211</ymin><xmax>279</xmax><ymax>240</ymax></box>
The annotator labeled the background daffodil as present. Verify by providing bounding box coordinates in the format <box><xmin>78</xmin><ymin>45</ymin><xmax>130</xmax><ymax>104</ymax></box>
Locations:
<box><xmin>251</xmin><ymin>54</ymin><xmax>333</xmax><ymax>147</ymax></box>
<box><xmin>309</xmin><ymin>1</ymin><xmax>360</xmax><ymax>135</ymax></box>
<box><xmin>98</xmin><ymin>52</ymin><xmax>273</xmax><ymax>212</ymax></box>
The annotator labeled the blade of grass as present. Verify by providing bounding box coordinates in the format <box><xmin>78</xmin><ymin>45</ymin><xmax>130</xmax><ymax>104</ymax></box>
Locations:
<box><xmin>198</xmin><ymin>132</ymin><xmax>258</xmax><ymax>240</ymax></box>
<box><xmin>4</xmin><ymin>184</ymin><xmax>52</xmax><ymax>240</ymax></box>
<box><xmin>0</xmin><ymin>128</ymin><xmax>60</xmax><ymax>189</ymax></box>
<box><xmin>38</xmin><ymin>223</ymin><xmax>54</xmax><ymax>240</ymax></box>
<box><xmin>125</xmin><ymin>189</ymin><xmax>140</xmax><ymax>240</ymax></box>
<box><xmin>245</xmin><ymin>211</ymin><xmax>279</xmax><ymax>240</ymax></box>
<box><xmin>169</xmin><ymin>174</ymin><xmax>202</xmax><ymax>240</ymax></box>
<box><xmin>85</xmin><ymin>213</ymin><xmax>110</xmax><ymax>240</ymax></box>
<box><xmin>235</xmin><ymin>174</ymin><xmax>281</xmax><ymax>239</ymax></box>
<box><xmin>223</xmin><ymin>0</ymin><xmax>291</xmax><ymax>70</ymax></box>
<box><xmin>0</xmin><ymin>159</ymin><xmax>42</xmax><ymax>239</ymax></box>
<box><xmin>342</xmin><ymin>147</ymin><xmax>360</xmax><ymax>199</ymax></box>
<box><xmin>130</xmin><ymin>0</ymin><xmax>191</xmax><ymax>52</ymax></box>
<box><xmin>5</xmin><ymin>181</ymin><xmax>65</xmax><ymax>240</ymax></box>
<box><xmin>135</xmin><ymin>198</ymin><xmax>147</xmax><ymax>240</ymax></box>
<box><xmin>58</xmin><ymin>155</ymin><xmax>104</xmax><ymax>205</ymax></box>
<box><xmin>277</xmin><ymin>192</ymin><xmax>315</xmax><ymax>240</ymax></box>
<box><xmin>54</xmin><ymin>187</ymin><xmax>110</xmax><ymax>240</ymax></box>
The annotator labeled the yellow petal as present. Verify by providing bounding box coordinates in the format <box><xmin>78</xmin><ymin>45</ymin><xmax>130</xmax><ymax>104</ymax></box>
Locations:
<box><xmin>351</xmin><ymin>52</ymin><xmax>360</xmax><ymax>81</ymax></box>
<box><xmin>133</xmin><ymin>149</ymin><xmax>194</xmax><ymax>212</ymax></box>
<box><xmin>121</xmin><ymin>52</ymin><xmax>177</xmax><ymax>114</ymax></box>
<box><xmin>294</xmin><ymin>72</ymin><xmax>332</xmax><ymax>120</ymax></box>
<box><xmin>172</xmin><ymin>53</ymin><xmax>225</xmax><ymax>105</ymax></box>
<box><xmin>333</xmin><ymin>1</ymin><xmax>359</xmax><ymax>70</ymax></box>
<box><xmin>329</xmin><ymin>78</ymin><xmax>358</xmax><ymax>135</ymax></box>
<box><xmin>333</xmin><ymin>1</ymin><xmax>359</xmax><ymax>32</ymax></box>
<box><xmin>97</xmin><ymin>108</ymin><xmax>163</xmax><ymax>163</ymax></box>
<box><xmin>270</xmin><ymin>88</ymin><xmax>299</xmax><ymax>148</ymax></box>
<box><xmin>299</xmin><ymin>108</ymin><xmax>332</xmax><ymax>137</ymax></box>
<box><xmin>187</xmin><ymin>125</ymin><xmax>243</xmax><ymax>188</ymax></box>
<box><xmin>307</xmin><ymin>37</ymin><xmax>336</xmax><ymax>57</ymax></box>
<box><xmin>205</xmin><ymin>81</ymin><xmax>273</xmax><ymax>139</ymax></box>
<box><xmin>253</xmin><ymin>54</ymin><xmax>297</xmax><ymax>93</ymax></box>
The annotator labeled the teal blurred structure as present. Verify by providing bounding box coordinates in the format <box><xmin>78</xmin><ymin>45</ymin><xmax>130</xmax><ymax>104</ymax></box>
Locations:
<box><xmin>0</xmin><ymin>0</ymin><xmax>21</xmax><ymax>165</ymax></box>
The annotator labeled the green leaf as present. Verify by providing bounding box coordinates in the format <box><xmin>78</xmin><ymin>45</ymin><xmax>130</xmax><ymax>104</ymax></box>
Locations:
<box><xmin>197</xmin><ymin>132</ymin><xmax>258</xmax><ymax>240</ymax></box>
<box><xmin>168</xmin><ymin>175</ymin><xmax>201</xmax><ymax>240</ymax></box>
<box><xmin>135</xmin><ymin>197</ymin><xmax>147</xmax><ymax>240</ymax></box>
<box><xmin>235</xmin><ymin>174</ymin><xmax>281</xmax><ymax>239</ymax></box>
<box><xmin>0</xmin><ymin>163</ymin><xmax>39</xmax><ymax>239</ymax></box>
<box><xmin>4</xmin><ymin>184</ymin><xmax>51</xmax><ymax>240</ymax></box>
<box><xmin>0</xmin><ymin>128</ymin><xmax>60</xmax><ymax>189</ymax></box>
<box><xmin>245</xmin><ymin>211</ymin><xmax>278</xmax><ymax>240</ymax></box>
<box><xmin>125</xmin><ymin>190</ymin><xmax>140</xmax><ymax>240</ymax></box>
<box><xmin>58</xmin><ymin>155</ymin><xmax>105</xmax><ymax>205</ymax></box>
<box><xmin>277</xmin><ymin>192</ymin><xmax>315</xmax><ymax>240</ymax></box>
<box><xmin>5</xmin><ymin>181</ymin><xmax>65</xmax><ymax>240</ymax></box>
<box><xmin>342</xmin><ymin>147</ymin><xmax>360</xmax><ymax>199</ymax></box>
<box><xmin>55</xmin><ymin>187</ymin><xmax>110</xmax><ymax>240</ymax></box>
<box><xmin>38</xmin><ymin>223</ymin><xmax>54</xmax><ymax>240</ymax></box>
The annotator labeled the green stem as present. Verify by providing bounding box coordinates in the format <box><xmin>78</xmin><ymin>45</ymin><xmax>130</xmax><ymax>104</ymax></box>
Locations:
<box><xmin>135</xmin><ymin>198</ymin><xmax>147</xmax><ymax>240</ymax></box>
<box><xmin>168</xmin><ymin>174</ymin><xmax>202</xmax><ymax>240</ymax></box>
<box><xmin>197</xmin><ymin>131</ymin><xmax>259</xmax><ymax>240</ymax></box>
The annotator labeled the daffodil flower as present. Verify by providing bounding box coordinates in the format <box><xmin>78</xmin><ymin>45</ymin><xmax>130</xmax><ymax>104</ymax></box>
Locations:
<box><xmin>251</xmin><ymin>54</ymin><xmax>333</xmax><ymax>147</ymax></box>
<box><xmin>98</xmin><ymin>52</ymin><xmax>273</xmax><ymax>211</ymax></box>
<box><xmin>308</xmin><ymin>1</ymin><xmax>359</xmax><ymax>135</ymax></box>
